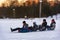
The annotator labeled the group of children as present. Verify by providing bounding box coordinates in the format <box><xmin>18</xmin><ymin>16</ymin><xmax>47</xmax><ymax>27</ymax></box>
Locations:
<box><xmin>10</xmin><ymin>19</ymin><xmax>56</xmax><ymax>33</ymax></box>
<box><xmin>39</xmin><ymin>19</ymin><xmax>56</xmax><ymax>31</ymax></box>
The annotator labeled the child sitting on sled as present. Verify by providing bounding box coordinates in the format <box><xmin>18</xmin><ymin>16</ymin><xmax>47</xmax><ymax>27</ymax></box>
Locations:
<box><xmin>10</xmin><ymin>21</ymin><xmax>31</xmax><ymax>32</ymax></box>
<box><xmin>39</xmin><ymin>19</ymin><xmax>47</xmax><ymax>31</ymax></box>
<box><xmin>47</xmin><ymin>19</ymin><xmax>56</xmax><ymax>30</ymax></box>
<box><xmin>50</xmin><ymin>19</ymin><xmax>56</xmax><ymax>30</ymax></box>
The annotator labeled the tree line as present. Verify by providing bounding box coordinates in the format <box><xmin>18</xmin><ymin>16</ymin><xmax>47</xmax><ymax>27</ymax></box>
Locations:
<box><xmin>0</xmin><ymin>2</ymin><xmax>60</xmax><ymax>18</ymax></box>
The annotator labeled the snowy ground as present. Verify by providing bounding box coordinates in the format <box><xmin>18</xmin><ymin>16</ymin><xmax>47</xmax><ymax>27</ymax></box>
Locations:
<box><xmin>0</xmin><ymin>16</ymin><xmax>60</xmax><ymax>40</ymax></box>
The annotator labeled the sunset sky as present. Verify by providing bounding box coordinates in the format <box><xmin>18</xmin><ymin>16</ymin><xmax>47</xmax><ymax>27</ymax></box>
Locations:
<box><xmin>0</xmin><ymin>0</ymin><xmax>39</xmax><ymax>7</ymax></box>
<box><xmin>0</xmin><ymin>0</ymin><xmax>59</xmax><ymax>7</ymax></box>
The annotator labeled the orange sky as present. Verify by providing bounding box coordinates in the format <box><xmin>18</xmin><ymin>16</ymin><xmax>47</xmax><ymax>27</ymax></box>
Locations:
<box><xmin>0</xmin><ymin>0</ymin><xmax>58</xmax><ymax>7</ymax></box>
<box><xmin>0</xmin><ymin>0</ymin><xmax>39</xmax><ymax>7</ymax></box>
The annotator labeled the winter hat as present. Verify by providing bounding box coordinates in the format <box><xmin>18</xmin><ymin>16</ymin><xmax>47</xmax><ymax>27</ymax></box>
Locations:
<box><xmin>43</xmin><ymin>19</ymin><xmax>46</xmax><ymax>21</ymax></box>
<box><xmin>51</xmin><ymin>19</ymin><xmax>55</xmax><ymax>22</ymax></box>
<box><xmin>23</xmin><ymin>21</ymin><xmax>26</xmax><ymax>23</ymax></box>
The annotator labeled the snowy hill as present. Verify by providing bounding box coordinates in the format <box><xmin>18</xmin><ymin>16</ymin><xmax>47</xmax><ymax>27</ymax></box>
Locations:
<box><xmin>0</xmin><ymin>15</ymin><xmax>60</xmax><ymax>40</ymax></box>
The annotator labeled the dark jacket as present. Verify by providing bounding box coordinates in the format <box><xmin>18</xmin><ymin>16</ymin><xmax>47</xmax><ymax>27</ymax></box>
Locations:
<box><xmin>23</xmin><ymin>24</ymin><xmax>28</xmax><ymax>29</ymax></box>
<box><xmin>42</xmin><ymin>22</ymin><xmax>47</xmax><ymax>27</ymax></box>
<box><xmin>50</xmin><ymin>22</ymin><xmax>56</xmax><ymax>27</ymax></box>
<box><xmin>33</xmin><ymin>23</ymin><xmax>38</xmax><ymax>28</ymax></box>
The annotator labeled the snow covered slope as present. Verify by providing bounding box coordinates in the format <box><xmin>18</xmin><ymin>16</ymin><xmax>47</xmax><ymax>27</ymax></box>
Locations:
<box><xmin>0</xmin><ymin>18</ymin><xmax>60</xmax><ymax>40</ymax></box>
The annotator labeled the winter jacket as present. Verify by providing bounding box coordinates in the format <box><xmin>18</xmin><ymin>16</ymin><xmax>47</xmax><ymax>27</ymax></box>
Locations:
<box><xmin>42</xmin><ymin>22</ymin><xmax>47</xmax><ymax>27</ymax></box>
<box><xmin>33</xmin><ymin>23</ymin><xmax>38</xmax><ymax>28</ymax></box>
<box><xmin>50</xmin><ymin>22</ymin><xmax>56</xmax><ymax>27</ymax></box>
<box><xmin>23</xmin><ymin>24</ymin><xmax>28</xmax><ymax>29</ymax></box>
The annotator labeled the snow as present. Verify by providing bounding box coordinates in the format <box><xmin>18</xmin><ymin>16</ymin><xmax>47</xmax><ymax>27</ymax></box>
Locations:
<box><xmin>0</xmin><ymin>15</ymin><xmax>60</xmax><ymax>40</ymax></box>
